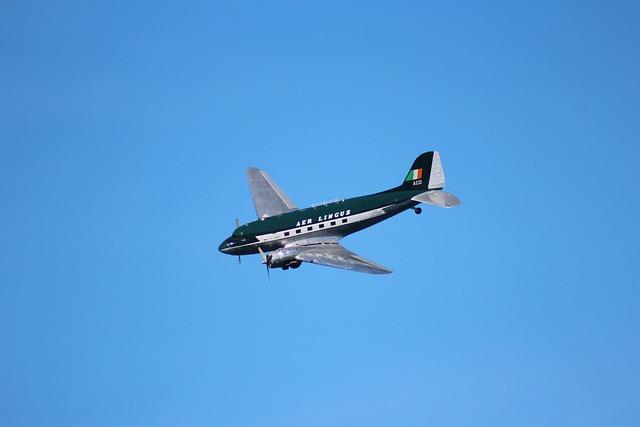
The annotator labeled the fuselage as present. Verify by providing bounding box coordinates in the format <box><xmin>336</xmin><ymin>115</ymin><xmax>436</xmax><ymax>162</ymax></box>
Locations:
<box><xmin>218</xmin><ymin>188</ymin><xmax>423</xmax><ymax>256</ymax></box>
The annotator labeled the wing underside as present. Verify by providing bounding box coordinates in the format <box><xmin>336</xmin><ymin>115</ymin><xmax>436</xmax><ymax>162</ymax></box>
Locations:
<box><xmin>296</xmin><ymin>244</ymin><xmax>392</xmax><ymax>274</ymax></box>
<box><xmin>247</xmin><ymin>168</ymin><xmax>298</xmax><ymax>219</ymax></box>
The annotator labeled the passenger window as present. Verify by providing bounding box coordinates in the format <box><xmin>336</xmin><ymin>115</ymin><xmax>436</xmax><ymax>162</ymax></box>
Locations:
<box><xmin>296</xmin><ymin>229</ymin><xmax>301</xmax><ymax>234</ymax></box>
<box><xmin>342</xmin><ymin>219</ymin><xmax>348</xmax><ymax>223</ymax></box>
<box><xmin>307</xmin><ymin>226</ymin><xmax>313</xmax><ymax>231</ymax></box>
<box><xmin>331</xmin><ymin>221</ymin><xmax>336</xmax><ymax>226</ymax></box>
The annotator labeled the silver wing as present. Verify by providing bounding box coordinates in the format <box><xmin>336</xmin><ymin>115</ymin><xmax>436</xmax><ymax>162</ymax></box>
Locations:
<box><xmin>296</xmin><ymin>244</ymin><xmax>392</xmax><ymax>274</ymax></box>
<box><xmin>247</xmin><ymin>168</ymin><xmax>298</xmax><ymax>220</ymax></box>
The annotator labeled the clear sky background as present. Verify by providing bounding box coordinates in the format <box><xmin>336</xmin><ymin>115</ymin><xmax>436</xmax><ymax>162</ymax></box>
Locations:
<box><xmin>1</xmin><ymin>1</ymin><xmax>639</xmax><ymax>426</ymax></box>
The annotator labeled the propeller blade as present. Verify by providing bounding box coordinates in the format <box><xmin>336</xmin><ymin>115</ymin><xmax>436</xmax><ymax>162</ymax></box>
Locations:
<box><xmin>258</xmin><ymin>246</ymin><xmax>271</xmax><ymax>280</ymax></box>
<box><xmin>258</xmin><ymin>246</ymin><xmax>267</xmax><ymax>263</ymax></box>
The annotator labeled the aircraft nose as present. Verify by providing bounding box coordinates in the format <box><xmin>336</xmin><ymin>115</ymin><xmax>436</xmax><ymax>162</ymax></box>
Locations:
<box><xmin>218</xmin><ymin>239</ymin><xmax>230</xmax><ymax>253</ymax></box>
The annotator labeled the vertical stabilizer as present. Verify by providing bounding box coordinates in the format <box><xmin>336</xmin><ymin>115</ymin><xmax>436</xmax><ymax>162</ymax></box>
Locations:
<box><xmin>395</xmin><ymin>151</ymin><xmax>447</xmax><ymax>191</ymax></box>
<box><xmin>427</xmin><ymin>151</ymin><xmax>445</xmax><ymax>189</ymax></box>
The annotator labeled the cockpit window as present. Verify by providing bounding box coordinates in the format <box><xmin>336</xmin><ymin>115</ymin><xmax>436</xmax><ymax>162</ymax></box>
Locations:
<box><xmin>227</xmin><ymin>235</ymin><xmax>248</xmax><ymax>245</ymax></box>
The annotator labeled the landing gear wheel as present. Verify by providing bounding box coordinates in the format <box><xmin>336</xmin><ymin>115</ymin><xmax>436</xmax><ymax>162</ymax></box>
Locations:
<box><xmin>414</xmin><ymin>207</ymin><xmax>422</xmax><ymax>215</ymax></box>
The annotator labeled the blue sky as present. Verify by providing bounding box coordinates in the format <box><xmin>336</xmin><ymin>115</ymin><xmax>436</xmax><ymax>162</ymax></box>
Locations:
<box><xmin>1</xmin><ymin>1</ymin><xmax>639</xmax><ymax>426</ymax></box>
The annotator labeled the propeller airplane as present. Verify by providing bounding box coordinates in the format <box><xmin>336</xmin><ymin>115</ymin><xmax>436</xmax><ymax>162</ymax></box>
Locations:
<box><xmin>219</xmin><ymin>151</ymin><xmax>460</xmax><ymax>275</ymax></box>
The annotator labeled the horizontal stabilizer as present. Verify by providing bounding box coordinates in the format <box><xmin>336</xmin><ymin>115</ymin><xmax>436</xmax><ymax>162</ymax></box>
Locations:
<box><xmin>412</xmin><ymin>191</ymin><xmax>461</xmax><ymax>208</ymax></box>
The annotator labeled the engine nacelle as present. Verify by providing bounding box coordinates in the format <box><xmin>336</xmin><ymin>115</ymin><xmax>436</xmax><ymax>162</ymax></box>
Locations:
<box><xmin>267</xmin><ymin>247</ymin><xmax>303</xmax><ymax>270</ymax></box>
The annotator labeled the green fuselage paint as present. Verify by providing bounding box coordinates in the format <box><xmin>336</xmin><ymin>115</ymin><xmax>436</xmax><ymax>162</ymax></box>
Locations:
<box><xmin>218</xmin><ymin>189</ymin><xmax>424</xmax><ymax>256</ymax></box>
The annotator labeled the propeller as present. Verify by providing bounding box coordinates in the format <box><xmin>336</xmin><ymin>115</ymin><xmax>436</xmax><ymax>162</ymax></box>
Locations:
<box><xmin>257</xmin><ymin>246</ymin><xmax>271</xmax><ymax>280</ymax></box>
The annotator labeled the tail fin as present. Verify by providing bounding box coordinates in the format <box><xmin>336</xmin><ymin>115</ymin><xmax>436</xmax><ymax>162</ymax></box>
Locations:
<box><xmin>397</xmin><ymin>151</ymin><xmax>446</xmax><ymax>191</ymax></box>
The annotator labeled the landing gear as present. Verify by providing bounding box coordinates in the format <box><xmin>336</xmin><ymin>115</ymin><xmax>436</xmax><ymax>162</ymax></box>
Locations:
<box><xmin>279</xmin><ymin>261</ymin><xmax>301</xmax><ymax>271</ymax></box>
<box><xmin>282</xmin><ymin>261</ymin><xmax>301</xmax><ymax>270</ymax></box>
<box><xmin>412</xmin><ymin>207</ymin><xmax>422</xmax><ymax>215</ymax></box>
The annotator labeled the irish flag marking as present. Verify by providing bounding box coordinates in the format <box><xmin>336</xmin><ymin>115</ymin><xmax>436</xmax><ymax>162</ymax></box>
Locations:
<box><xmin>405</xmin><ymin>168</ymin><xmax>423</xmax><ymax>181</ymax></box>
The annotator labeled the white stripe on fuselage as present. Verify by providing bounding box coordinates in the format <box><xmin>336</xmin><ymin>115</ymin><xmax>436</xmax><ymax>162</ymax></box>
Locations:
<box><xmin>254</xmin><ymin>204</ymin><xmax>392</xmax><ymax>244</ymax></box>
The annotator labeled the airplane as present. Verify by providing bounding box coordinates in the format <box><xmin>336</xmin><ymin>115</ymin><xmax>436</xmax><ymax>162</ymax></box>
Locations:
<box><xmin>218</xmin><ymin>151</ymin><xmax>461</xmax><ymax>274</ymax></box>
